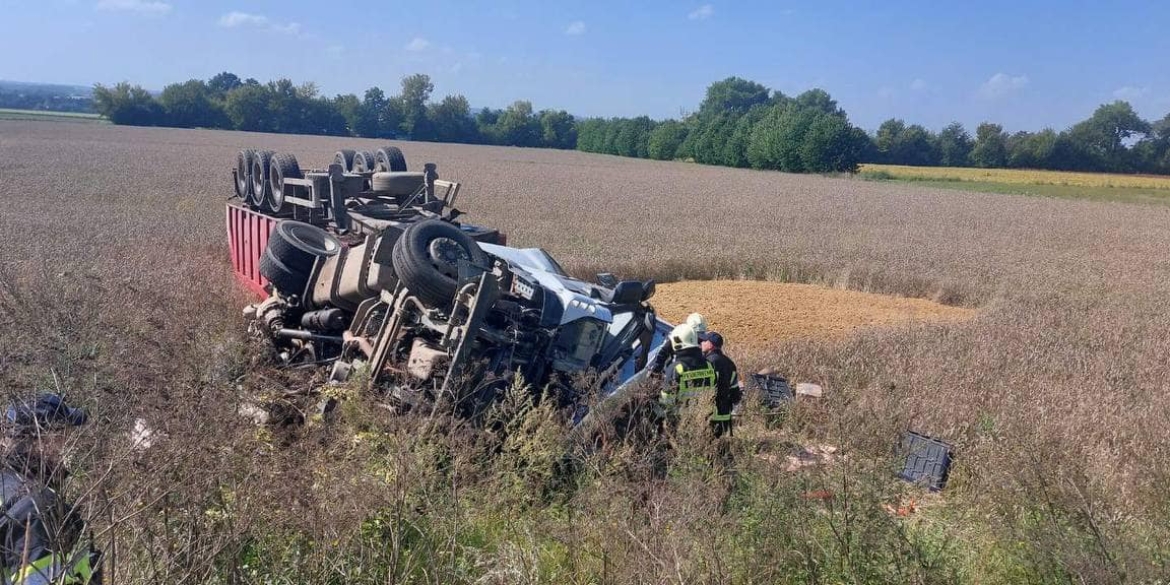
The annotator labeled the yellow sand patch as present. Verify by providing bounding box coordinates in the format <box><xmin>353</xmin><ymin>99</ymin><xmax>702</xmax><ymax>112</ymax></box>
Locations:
<box><xmin>652</xmin><ymin>280</ymin><xmax>975</xmax><ymax>346</ymax></box>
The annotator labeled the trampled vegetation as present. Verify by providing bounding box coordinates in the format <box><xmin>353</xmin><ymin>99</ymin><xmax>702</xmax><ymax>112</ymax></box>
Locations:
<box><xmin>3</xmin><ymin>121</ymin><xmax>1170</xmax><ymax>583</ymax></box>
<box><xmin>92</xmin><ymin>72</ymin><xmax>1170</xmax><ymax>176</ymax></box>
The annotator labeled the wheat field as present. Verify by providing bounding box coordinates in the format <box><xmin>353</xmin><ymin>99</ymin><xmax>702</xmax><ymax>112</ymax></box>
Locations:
<box><xmin>3</xmin><ymin>120</ymin><xmax>1170</xmax><ymax>583</ymax></box>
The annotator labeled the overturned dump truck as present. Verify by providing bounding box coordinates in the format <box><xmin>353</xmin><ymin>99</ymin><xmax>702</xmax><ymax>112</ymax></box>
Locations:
<box><xmin>228</xmin><ymin>146</ymin><xmax>670</xmax><ymax>417</ymax></box>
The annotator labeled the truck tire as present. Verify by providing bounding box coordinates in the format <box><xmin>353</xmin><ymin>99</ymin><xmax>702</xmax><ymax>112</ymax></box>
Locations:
<box><xmin>391</xmin><ymin>219</ymin><xmax>489</xmax><ymax>308</ymax></box>
<box><xmin>351</xmin><ymin>150</ymin><xmax>377</xmax><ymax>173</ymax></box>
<box><xmin>375</xmin><ymin>146</ymin><xmax>407</xmax><ymax>172</ymax></box>
<box><xmin>267</xmin><ymin>220</ymin><xmax>342</xmax><ymax>275</ymax></box>
<box><xmin>371</xmin><ymin>171</ymin><xmax>425</xmax><ymax>195</ymax></box>
<box><xmin>333</xmin><ymin>149</ymin><xmax>356</xmax><ymax>172</ymax></box>
<box><xmin>250</xmin><ymin>150</ymin><xmax>275</xmax><ymax>210</ymax></box>
<box><xmin>235</xmin><ymin>149</ymin><xmax>255</xmax><ymax>203</ymax></box>
<box><xmin>268</xmin><ymin>153</ymin><xmax>302</xmax><ymax>213</ymax></box>
<box><xmin>259</xmin><ymin>247</ymin><xmax>308</xmax><ymax>297</ymax></box>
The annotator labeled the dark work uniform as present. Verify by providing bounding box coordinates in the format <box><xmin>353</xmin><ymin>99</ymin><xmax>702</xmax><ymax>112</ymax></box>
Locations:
<box><xmin>0</xmin><ymin>467</ymin><xmax>98</xmax><ymax>584</ymax></box>
<box><xmin>705</xmin><ymin>349</ymin><xmax>740</xmax><ymax>437</ymax></box>
<box><xmin>660</xmin><ymin>347</ymin><xmax>717</xmax><ymax>432</ymax></box>
<box><xmin>649</xmin><ymin>341</ymin><xmax>675</xmax><ymax>375</ymax></box>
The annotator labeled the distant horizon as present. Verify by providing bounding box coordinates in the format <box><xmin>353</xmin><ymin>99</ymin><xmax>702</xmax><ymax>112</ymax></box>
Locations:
<box><xmin>4</xmin><ymin>1</ymin><xmax>1168</xmax><ymax>135</ymax></box>
<box><xmin>3</xmin><ymin>73</ymin><xmax>1163</xmax><ymax>138</ymax></box>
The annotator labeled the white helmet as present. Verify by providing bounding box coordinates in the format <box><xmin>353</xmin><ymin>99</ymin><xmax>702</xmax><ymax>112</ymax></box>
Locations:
<box><xmin>669</xmin><ymin>323</ymin><xmax>699</xmax><ymax>351</ymax></box>
<box><xmin>686</xmin><ymin>313</ymin><xmax>708</xmax><ymax>334</ymax></box>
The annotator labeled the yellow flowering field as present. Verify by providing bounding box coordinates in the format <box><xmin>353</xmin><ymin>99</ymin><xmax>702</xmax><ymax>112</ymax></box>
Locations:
<box><xmin>860</xmin><ymin>163</ymin><xmax>1170</xmax><ymax>190</ymax></box>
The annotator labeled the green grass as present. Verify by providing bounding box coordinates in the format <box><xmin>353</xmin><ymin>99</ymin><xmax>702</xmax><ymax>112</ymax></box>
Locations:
<box><xmin>863</xmin><ymin>175</ymin><xmax>1170</xmax><ymax>206</ymax></box>
<box><xmin>0</xmin><ymin>108</ymin><xmax>104</xmax><ymax>123</ymax></box>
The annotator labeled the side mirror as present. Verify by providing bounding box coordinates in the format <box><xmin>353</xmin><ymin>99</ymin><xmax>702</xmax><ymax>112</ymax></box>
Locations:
<box><xmin>611</xmin><ymin>281</ymin><xmax>644</xmax><ymax>305</ymax></box>
<box><xmin>596</xmin><ymin>272</ymin><xmax>618</xmax><ymax>287</ymax></box>
<box><xmin>641</xmin><ymin>279</ymin><xmax>656</xmax><ymax>301</ymax></box>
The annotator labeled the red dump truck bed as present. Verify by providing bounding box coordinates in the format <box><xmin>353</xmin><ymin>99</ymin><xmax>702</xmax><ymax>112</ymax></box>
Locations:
<box><xmin>226</xmin><ymin>202</ymin><xmax>279</xmax><ymax>299</ymax></box>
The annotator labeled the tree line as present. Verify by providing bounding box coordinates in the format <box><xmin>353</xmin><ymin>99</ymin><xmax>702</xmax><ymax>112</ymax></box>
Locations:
<box><xmin>577</xmin><ymin>77</ymin><xmax>1170</xmax><ymax>175</ymax></box>
<box><xmin>577</xmin><ymin>78</ymin><xmax>870</xmax><ymax>172</ymax></box>
<box><xmin>92</xmin><ymin>73</ymin><xmax>577</xmax><ymax>149</ymax></box>
<box><xmin>91</xmin><ymin>72</ymin><xmax>1170</xmax><ymax>175</ymax></box>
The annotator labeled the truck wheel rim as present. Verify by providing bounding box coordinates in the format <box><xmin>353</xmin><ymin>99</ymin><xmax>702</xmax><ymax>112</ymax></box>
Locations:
<box><xmin>428</xmin><ymin>238</ymin><xmax>470</xmax><ymax>277</ymax></box>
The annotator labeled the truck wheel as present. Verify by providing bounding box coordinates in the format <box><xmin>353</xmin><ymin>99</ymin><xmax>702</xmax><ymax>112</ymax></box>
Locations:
<box><xmin>268</xmin><ymin>220</ymin><xmax>342</xmax><ymax>274</ymax></box>
<box><xmin>235</xmin><ymin>149</ymin><xmax>255</xmax><ymax>203</ymax></box>
<box><xmin>259</xmin><ymin>247</ymin><xmax>307</xmax><ymax>297</ymax></box>
<box><xmin>268</xmin><ymin>153</ymin><xmax>302</xmax><ymax>213</ymax></box>
<box><xmin>333</xmin><ymin>149</ymin><xmax>356</xmax><ymax>171</ymax></box>
<box><xmin>391</xmin><ymin>219</ymin><xmax>489</xmax><ymax>308</ymax></box>
<box><xmin>351</xmin><ymin>150</ymin><xmax>377</xmax><ymax>173</ymax></box>
<box><xmin>375</xmin><ymin>146</ymin><xmax>407</xmax><ymax>172</ymax></box>
<box><xmin>250</xmin><ymin>150</ymin><xmax>274</xmax><ymax>210</ymax></box>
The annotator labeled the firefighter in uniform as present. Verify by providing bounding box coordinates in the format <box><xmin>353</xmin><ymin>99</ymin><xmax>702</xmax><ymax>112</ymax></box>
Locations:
<box><xmin>659</xmin><ymin>324</ymin><xmax>717</xmax><ymax>434</ymax></box>
<box><xmin>0</xmin><ymin>395</ymin><xmax>101</xmax><ymax>585</ymax></box>
<box><xmin>649</xmin><ymin>313</ymin><xmax>708</xmax><ymax>376</ymax></box>
<box><xmin>700</xmin><ymin>331</ymin><xmax>740</xmax><ymax>437</ymax></box>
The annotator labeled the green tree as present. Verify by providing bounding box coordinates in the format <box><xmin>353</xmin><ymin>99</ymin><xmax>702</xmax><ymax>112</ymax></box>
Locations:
<box><xmin>1064</xmin><ymin>101</ymin><xmax>1150</xmax><ymax>171</ymax></box>
<box><xmin>476</xmin><ymin>107</ymin><xmax>503</xmax><ymax>144</ymax></box>
<box><xmin>747</xmin><ymin>104</ymin><xmax>816</xmax><ymax>171</ymax></box>
<box><xmin>935</xmin><ymin>122</ymin><xmax>972</xmax><ymax>167</ymax></box>
<box><xmin>496</xmin><ymin>100</ymin><xmax>541</xmax><ymax>147</ymax></box>
<box><xmin>428</xmin><ymin>94</ymin><xmax>476</xmax><ymax>143</ymax></box>
<box><xmin>398</xmin><ymin>74</ymin><xmax>434</xmax><ymax>139</ymax></box>
<box><xmin>874</xmin><ymin>119</ymin><xmax>907</xmax><ymax>163</ymax></box>
<box><xmin>333</xmin><ymin>93</ymin><xmax>361</xmax><ymax>135</ymax></box>
<box><xmin>800</xmin><ymin>113</ymin><xmax>867</xmax><ymax>173</ymax></box>
<box><xmin>792</xmin><ymin>88</ymin><xmax>842</xmax><ymax>117</ymax></box>
<box><xmin>698</xmin><ymin>77</ymin><xmax>771</xmax><ymax>116</ymax></box>
<box><xmin>353</xmin><ymin>88</ymin><xmax>386</xmax><ymax>138</ymax></box>
<box><xmin>158</xmin><ymin>79</ymin><xmax>226</xmax><ymax>128</ymax></box>
<box><xmin>224</xmin><ymin>83</ymin><xmax>274</xmax><ymax>132</ymax></box>
<box><xmin>969</xmin><ymin>122</ymin><xmax>1008</xmax><ymax>168</ymax></box>
<box><xmin>539</xmin><ymin>109</ymin><xmax>576</xmax><ymax>149</ymax></box>
<box><xmin>1007</xmin><ymin>129</ymin><xmax>1058</xmax><ymax>169</ymax></box>
<box><xmin>92</xmin><ymin>82</ymin><xmax>163</xmax><ymax>126</ymax></box>
<box><xmin>647</xmin><ymin>120</ymin><xmax>689</xmax><ymax>160</ymax></box>
<box><xmin>873</xmin><ymin>119</ymin><xmax>937</xmax><ymax>166</ymax></box>
<box><xmin>722</xmin><ymin>105</ymin><xmax>768</xmax><ymax>167</ymax></box>
<box><xmin>207</xmin><ymin>72</ymin><xmax>242</xmax><ymax>98</ymax></box>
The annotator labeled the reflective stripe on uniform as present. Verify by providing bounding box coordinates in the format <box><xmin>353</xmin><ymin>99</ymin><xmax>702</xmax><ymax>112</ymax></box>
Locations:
<box><xmin>676</xmin><ymin>362</ymin><xmax>715</xmax><ymax>400</ymax></box>
<box><xmin>11</xmin><ymin>550</ymin><xmax>95</xmax><ymax>585</ymax></box>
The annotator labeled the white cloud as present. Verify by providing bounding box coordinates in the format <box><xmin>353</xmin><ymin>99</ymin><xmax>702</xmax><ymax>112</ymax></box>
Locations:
<box><xmin>978</xmin><ymin>73</ymin><xmax>1028</xmax><ymax>99</ymax></box>
<box><xmin>326</xmin><ymin>45</ymin><xmax>345</xmax><ymax>58</ymax></box>
<box><xmin>405</xmin><ymin>37</ymin><xmax>431</xmax><ymax>51</ymax></box>
<box><xmin>218</xmin><ymin>12</ymin><xmax>303</xmax><ymax>35</ymax></box>
<box><xmin>877</xmin><ymin>86</ymin><xmax>896</xmax><ymax>100</ymax></box>
<box><xmin>909</xmin><ymin>78</ymin><xmax>928</xmax><ymax>91</ymax></box>
<box><xmin>565</xmin><ymin>21</ymin><xmax>586</xmax><ymax>35</ymax></box>
<box><xmin>218</xmin><ymin>12</ymin><xmax>264</xmax><ymax>27</ymax></box>
<box><xmin>688</xmin><ymin>4</ymin><xmax>714</xmax><ymax>20</ymax></box>
<box><xmin>96</xmin><ymin>0</ymin><xmax>171</xmax><ymax>14</ymax></box>
<box><xmin>1112</xmin><ymin>86</ymin><xmax>1150</xmax><ymax>101</ymax></box>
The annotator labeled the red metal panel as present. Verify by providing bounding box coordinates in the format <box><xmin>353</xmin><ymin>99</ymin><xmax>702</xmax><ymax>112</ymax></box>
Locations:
<box><xmin>226</xmin><ymin>204</ymin><xmax>278</xmax><ymax>299</ymax></box>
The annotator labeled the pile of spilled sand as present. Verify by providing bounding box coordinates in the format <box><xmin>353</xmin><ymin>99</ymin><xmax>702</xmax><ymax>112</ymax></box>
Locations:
<box><xmin>651</xmin><ymin>280</ymin><xmax>975</xmax><ymax>346</ymax></box>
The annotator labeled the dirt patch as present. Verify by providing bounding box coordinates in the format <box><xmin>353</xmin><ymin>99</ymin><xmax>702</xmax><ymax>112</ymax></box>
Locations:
<box><xmin>652</xmin><ymin>280</ymin><xmax>975</xmax><ymax>346</ymax></box>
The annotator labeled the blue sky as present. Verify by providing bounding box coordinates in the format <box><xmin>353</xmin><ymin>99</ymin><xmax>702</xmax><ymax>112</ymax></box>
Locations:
<box><xmin>2</xmin><ymin>0</ymin><xmax>1168</xmax><ymax>132</ymax></box>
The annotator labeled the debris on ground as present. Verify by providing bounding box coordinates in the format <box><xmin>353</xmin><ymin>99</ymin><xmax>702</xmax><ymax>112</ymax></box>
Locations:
<box><xmin>898</xmin><ymin>431</ymin><xmax>954</xmax><ymax>491</ymax></box>
<box><xmin>794</xmin><ymin>383</ymin><xmax>823</xmax><ymax>398</ymax></box>
<box><xmin>783</xmin><ymin>444</ymin><xmax>839</xmax><ymax>472</ymax></box>
<box><xmin>4</xmin><ymin>394</ymin><xmax>88</xmax><ymax>435</ymax></box>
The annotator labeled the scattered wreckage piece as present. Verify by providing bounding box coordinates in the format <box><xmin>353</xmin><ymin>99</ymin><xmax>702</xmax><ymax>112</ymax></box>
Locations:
<box><xmin>897</xmin><ymin>431</ymin><xmax>954</xmax><ymax>492</ymax></box>
<box><xmin>750</xmin><ymin>372</ymin><xmax>824</xmax><ymax>408</ymax></box>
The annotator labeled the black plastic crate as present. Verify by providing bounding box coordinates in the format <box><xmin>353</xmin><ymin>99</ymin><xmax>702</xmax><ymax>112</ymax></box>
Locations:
<box><xmin>750</xmin><ymin>373</ymin><xmax>793</xmax><ymax>408</ymax></box>
<box><xmin>897</xmin><ymin>431</ymin><xmax>953</xmax><ymax>492</ymax></box>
